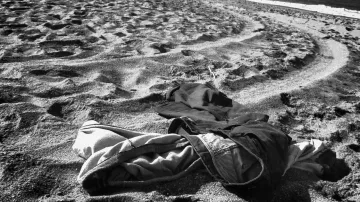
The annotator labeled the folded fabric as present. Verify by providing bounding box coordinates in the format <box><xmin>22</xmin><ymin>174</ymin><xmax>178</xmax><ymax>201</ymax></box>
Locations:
<box><xmin>283</xmin><ymin>139</ymin><xmax>327</xmax><ymax>177</ymax></box>
<box><xmin>73</xmin><ymin>121</ymin><xmax>203</xmax><ymax>195</ymax></box>
<box><xmin>73</xmin><ymin>117</ymin><xmax>290</xmax><ymax>197</ymax></box>
<box><xmin>156</xmin><ymin>82</ymin><xmax>246</xmax><ymax>121</ymax></box>
<box><xmin>73</xmin><ymin>120</ymin><xmax>344</xmax><ymax>198</ymax></box>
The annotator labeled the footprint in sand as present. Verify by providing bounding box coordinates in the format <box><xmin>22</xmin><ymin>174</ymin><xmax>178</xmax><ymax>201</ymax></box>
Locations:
<box><xmin>0</xmin><ymin>85</ymin><xmax>28</xmax><ymax>104</ymax></box>
<box><xmin>0</xmin><ymin>0</ymin><xmax>248</xmax><ymax>63</ymax></box>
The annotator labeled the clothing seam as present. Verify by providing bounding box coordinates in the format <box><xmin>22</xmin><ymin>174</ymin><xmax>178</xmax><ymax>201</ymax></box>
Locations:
<box><xmin>212</xmin><ymin>144</ymin><xmax>239</xmax><ymax>156</ymax></box>
<box><xmin>198</xmin><ymin>135</ymin><xmax>239</xmax><ymax>182</ymax></box>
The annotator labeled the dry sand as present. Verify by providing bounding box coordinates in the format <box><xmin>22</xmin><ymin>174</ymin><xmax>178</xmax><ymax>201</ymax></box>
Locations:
<box><xmin>0</xmin><ymin>0</ymin><xmax>360</xmax><ymax>201</ymax></box>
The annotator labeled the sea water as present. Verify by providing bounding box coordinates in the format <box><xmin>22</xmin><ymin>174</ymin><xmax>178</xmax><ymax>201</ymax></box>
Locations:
<box><xmin>248</xmin><ymin>0</ymin><xmax>360</xmax><ymax>19</ymax></box>
<box><xmin>269</xmin><ymin>0</ymin><xmax>360</xmax><ymax>11</ymax></box>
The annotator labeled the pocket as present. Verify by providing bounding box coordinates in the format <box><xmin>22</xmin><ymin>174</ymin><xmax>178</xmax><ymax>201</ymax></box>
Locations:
<box><xmin>213</xmin><ymin>145</ymin><xmax>262</xmax><ymax>184</ymax></box>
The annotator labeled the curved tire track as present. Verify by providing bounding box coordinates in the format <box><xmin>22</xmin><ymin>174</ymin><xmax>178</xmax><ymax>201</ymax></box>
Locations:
<box><xmin>223</xmin><ymin>12</ymin><xmax>350</xmax><ymax>104</ymax></box>
<box><xmin>232</xmin><ymin>37</ymin><xmax>348</xmax><ymax>104</ymax></box>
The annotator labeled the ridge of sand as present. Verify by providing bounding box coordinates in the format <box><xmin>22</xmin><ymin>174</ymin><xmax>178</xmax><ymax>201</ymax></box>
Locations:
<box><xmin>84</xmin><ymin>14</ymin><xmax>265</xmax><ymax>62</ymax></box>
<box><xmin>233</xmin><ymin>38</ymin><xmax>348</xmax><ymax>104</ymax></box>
<box><xmin>202</xmin><ymin>1</ymin><xmax>349</xmax><ymax>104</ymax></box>
<box><xmin>3</xmin><ymin>15</ymin><xmax>264</xmax><ymax>67</ymax></box>
<box><xmin>231</xmin><ymin>12</ymin><xmax>349</xmax><ymax>104</ymax></box>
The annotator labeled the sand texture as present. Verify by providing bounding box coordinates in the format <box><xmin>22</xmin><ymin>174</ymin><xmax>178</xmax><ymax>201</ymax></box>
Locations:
<box><xmin>1</xmin><ymin>0</ymin><xmax>360</xmax><ymax>201</ymax></box>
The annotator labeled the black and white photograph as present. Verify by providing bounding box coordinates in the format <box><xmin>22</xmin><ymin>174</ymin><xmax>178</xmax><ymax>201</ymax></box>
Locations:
<box><xmin>0</xmin><ymin>0</ymin><xmax>359</xmax><ymax>201</ymax></box>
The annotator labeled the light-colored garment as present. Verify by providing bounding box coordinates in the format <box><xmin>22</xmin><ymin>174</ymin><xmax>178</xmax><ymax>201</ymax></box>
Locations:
<box><xmin>283</xmin><ymin>139</ymin><xmax>327</xmax><ymax>176</ymax></box>
<box><xmin>73</xmin><ymin>121</ymin><xmax>202</xmax><ymax>183</ymax></box>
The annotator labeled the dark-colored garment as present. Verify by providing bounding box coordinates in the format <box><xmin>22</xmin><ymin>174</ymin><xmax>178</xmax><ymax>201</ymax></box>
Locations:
<box><xmin>157</xmin><ymin>82</ymin><xmax>246</xmax><ymax>121</ymax></box>
<box><xmin>156</xmin><ymin>83</ymin><xmax>292</xmax><ymax>194</ymax></box>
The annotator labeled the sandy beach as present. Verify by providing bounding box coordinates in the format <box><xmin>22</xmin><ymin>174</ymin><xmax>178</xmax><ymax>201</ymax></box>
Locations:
<box><xmin>1</xmin><ymin>0</ymin><xmax>360</xmax><ymax>201</ymax></box>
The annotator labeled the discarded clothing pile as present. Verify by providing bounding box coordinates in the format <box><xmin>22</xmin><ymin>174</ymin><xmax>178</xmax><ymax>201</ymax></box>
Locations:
<box><xmin>72</xmin><ymin>83</ymin><xmax>333</xmax><ymax>196</ymax></box>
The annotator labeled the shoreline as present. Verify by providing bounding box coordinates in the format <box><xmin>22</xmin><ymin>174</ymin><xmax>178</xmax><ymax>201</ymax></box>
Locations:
<box><xmin>248</xmin><ymin>0</ymin><xmax>360</xmax><ymax>19</ymax></box>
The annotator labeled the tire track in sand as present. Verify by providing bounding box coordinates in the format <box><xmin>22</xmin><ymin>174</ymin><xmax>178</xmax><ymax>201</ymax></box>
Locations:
<box><xmin>15</xmin><ymin>14</ymin><xmax>265</xmax><ymax>66</ymax></box>
<box><xmin>230</xmin><ymin>12</ymin><xmax>349</xmax><ymax>104</ymax></box>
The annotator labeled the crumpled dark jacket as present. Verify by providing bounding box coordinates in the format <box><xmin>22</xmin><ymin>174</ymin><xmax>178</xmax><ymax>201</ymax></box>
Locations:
<box><xmin>157</xmin><ymin>82</ymin><xmax>246</xmax><ymax>121</ymax></box>
<box><xmin>156</xmin><ymin>83</ymin><xmax>291</xmax><ymax>196</ymax></box>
